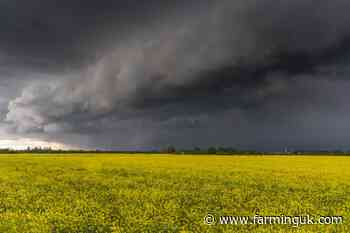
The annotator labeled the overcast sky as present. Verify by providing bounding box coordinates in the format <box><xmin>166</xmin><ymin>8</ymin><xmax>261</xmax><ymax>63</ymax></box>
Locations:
<box><xmin>1</xmin><ymin>0</ymin><xmax>350</xmax><ymax>150</ymax></box>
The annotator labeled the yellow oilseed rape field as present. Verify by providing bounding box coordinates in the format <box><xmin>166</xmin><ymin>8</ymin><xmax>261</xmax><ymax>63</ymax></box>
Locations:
<box><xmin>0</xmin><ymin>154</ymin><xmax>348</xmax><ymax>232</ymax></box>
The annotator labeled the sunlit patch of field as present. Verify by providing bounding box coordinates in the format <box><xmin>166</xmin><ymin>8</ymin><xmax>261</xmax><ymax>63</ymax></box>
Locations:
<box><xmin>0</xmin><ymin>154</ymin><xmax>348</xmax><ymax>232</ymax></box>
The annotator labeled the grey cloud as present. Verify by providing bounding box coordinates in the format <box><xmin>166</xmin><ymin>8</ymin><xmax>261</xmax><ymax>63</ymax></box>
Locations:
<box><xmin>0</xmin><ymin>0</ymin><xmax>193</xmax><ymax>72</ymax></box>
<box><xmin>4</xmin><ymin>0</ymin><xmax>350</xmax><ymax>149</ymax></box>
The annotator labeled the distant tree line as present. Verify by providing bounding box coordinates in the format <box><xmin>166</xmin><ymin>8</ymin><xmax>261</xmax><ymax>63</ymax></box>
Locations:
<box><xmin>162</xmin><ymin>145</ymin><xmax>257</xmax><ymax>155</ymax></box>
<box><xmin>0</xmin><ymin>145</ymin><xmax>350</xmax><ymax>155</ymax></box>
<box><xmin>161</xmin><ymin>145</ymin><xmax>279</xmax><ymax>154</ymax></box>
<box><xmin>161</xmin><ymin>146</ymin><xmax>350</xmax><ymax>155</ymax></box>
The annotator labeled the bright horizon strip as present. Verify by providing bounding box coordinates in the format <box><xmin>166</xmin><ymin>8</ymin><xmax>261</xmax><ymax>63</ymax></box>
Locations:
<box><xmin>0</xmin><ymin>139</ymin><xmax>75</xmax><ymax>150</ymax></box>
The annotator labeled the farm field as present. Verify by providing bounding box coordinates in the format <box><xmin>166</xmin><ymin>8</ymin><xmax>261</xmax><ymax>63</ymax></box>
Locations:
<box><xmin>0</xmin><ymin>154</ymin><xmax>348</xmax><ymax>233</ymax></box>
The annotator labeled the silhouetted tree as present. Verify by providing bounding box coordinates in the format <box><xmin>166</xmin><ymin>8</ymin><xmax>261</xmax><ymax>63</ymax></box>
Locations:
<box><xmin>208</xmin><ymin>147</ymin><xmax>217</xmax><ymax>154</ymax></box>
<box><xmin>166</xmin><ymin>145</ymin><xmax>176</xmax><ymax>153</ymax></box>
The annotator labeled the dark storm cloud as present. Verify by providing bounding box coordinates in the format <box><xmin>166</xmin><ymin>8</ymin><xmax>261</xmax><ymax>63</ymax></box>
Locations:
<box><xmin>3</xmin><ymin>0</ymin><xmax>350</xmax><ymax>149</ymax></box>
<box><xmin>0</xmin><ymin>0</ymin><xmax>192</xmax><ymax>71</ymax></box>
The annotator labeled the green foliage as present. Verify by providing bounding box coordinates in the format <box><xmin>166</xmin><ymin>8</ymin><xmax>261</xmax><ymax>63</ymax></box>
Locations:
<box><xmin>0</xmin><ymin>154</ymin><xmax>347</xmax><ymax>232</ymax></box>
